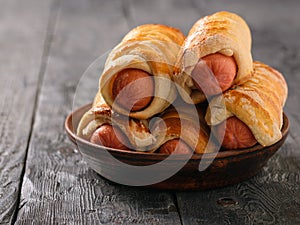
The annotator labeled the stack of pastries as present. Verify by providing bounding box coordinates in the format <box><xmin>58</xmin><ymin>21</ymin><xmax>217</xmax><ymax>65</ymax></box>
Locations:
<box><xmin>77</xmin><ymin>11</ymin><xmax>288</xmax><ymax>154</ymax></box>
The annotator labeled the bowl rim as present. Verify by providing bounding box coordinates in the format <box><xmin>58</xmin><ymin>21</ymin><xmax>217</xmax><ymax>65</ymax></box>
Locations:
<box><xmin>65</xmin><ymin>103</ymin><xmax>289</xmax><ymax>160</ymax></box>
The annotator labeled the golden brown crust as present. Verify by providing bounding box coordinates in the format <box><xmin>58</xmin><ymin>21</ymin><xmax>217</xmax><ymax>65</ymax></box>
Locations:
<box><xmin>122</xmin><ymin>24</ymin><xmax>185</xmax><ymax>45</ymax></box>
<box><xmin>206</xmin><ymin>61</ymin><xmax>288</xmax><ymax>147</ymax></box>
<box><xmin>149</xmin><ymin>105</ymin><xmax>217</xmax><ymax>153</ymax></box>
<box><xmin>174</xmin><ymin>11</ymin><xmax>253</xmax><ymax>104</ymax></box>
<box><xmin>100</xmin><ymin>24</ymin><xmax>186</xmax><ymax>119</ymax></box>
<box><xmin>77</xmin><ymin>92</ymin><xmax>217</xmax><ymax>153</ymax></box>
<box><xmin>77</xmin><ymin>92</ymin><xmax>155</xmax><ymax>150</ymax></box>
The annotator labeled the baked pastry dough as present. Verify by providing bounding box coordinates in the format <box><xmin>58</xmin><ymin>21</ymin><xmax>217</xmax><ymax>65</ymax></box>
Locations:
<box><xmin>149</xmin><ymin>104</ymin><xmax>217</xmax><ymax>153</ymax></box>
<box><xmin>100</xmin><ymin>24</ymin><xmax>185</xmax><ymax>119</ymax></box>
<box><xmin>206</xmin><ymin>61</ymin><xmax>288</xmax><ymax>147</ymax></box>
<box><xmin>77</xmin><ymin>92</ymin><xmax>155</xmax><ymax>151</ymax></box>
<box><xmin>174</xmin><ymin>11</ymin><xmax>253</xmax><ymax>104</ymax></box>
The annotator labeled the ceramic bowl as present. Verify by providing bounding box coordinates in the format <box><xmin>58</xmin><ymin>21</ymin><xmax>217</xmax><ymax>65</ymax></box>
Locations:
<box><xmin>65</xmin><ymin>103</ymin><xmax>289</xmax><ymax>190</ymax></box>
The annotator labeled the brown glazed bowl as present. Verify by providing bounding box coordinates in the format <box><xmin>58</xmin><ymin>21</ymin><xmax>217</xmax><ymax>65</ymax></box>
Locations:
<box><xmin>65</xmin><ymin>103</ymin><xmax>289</xmax><ymax>190</ymax></box>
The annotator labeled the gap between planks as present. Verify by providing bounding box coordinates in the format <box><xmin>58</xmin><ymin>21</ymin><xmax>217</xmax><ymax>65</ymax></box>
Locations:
<box><xmin>10</xmin><ymin>0</ymin><xmax>61</xmax><ymax>224</ymax></box>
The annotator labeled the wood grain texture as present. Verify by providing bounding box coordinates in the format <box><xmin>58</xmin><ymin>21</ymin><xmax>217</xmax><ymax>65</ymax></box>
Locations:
<box><xmin>122</xmin><ymin>0</ymin><xmax>201</xmax><ymax>35</ymax></box>
<box><xmin>0</xmin><ymin>0</ymin><xmax>51</xmax><ymax>224</ymax></box>
<box><xmin>14</xmin><ymin>0</ymin><xmax>181</xmax><ymax>224</ymax></box>
<box><xmin>176</xmin><ymin>152</ymin><xmax>300</xmax><ymax>225</ymax></box>
<box><xmin>2</xmin><ymin>0</ymin><xmax>299</xmax><ymax>224</ymax></box>
<box><xmin>175</xmin><ymin>1</ymin><xmax>300</xmax><ymax>224</ymax></box>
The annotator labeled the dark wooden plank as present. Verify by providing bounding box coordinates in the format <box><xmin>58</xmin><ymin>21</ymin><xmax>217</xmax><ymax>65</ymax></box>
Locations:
<box><xmin>122</xmin><ymin>0</ymin><xmax>200</xmax><ymax>34</ymax></box>
<box><xmin>175</xmin><ymin>1</ymin><xmax>300</xmax><ymax>224</ymax></box>
<box><xmin>176</xmin><ymin>152</ymin><xmax>300</xmax><ymax>225</ymax></box>
<box><xmin>0</xmin><ymin>0</ymin><xmax>51</xmax><ymax>224</ymax></box>
<box><xmin>15</xmin><ymin>0</ymin><xmax>182</xmax><ymax>224</ymax></box>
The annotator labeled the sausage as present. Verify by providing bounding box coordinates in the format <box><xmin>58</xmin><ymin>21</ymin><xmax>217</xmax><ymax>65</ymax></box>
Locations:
<box><xmin>112</xmin><ymin>69</ymin><xmax>154</xmax><ymax>111</ymax></box>
<box><xmin>191</xmin><ymin>53</ymin><xmax>237</xmax><ymax>96</ymax></box>
<box><xmin>215</xmin><ymin>116</ymin><xmax>257</xmax><ymax>149</ymax></box>
<box><xmin>90</xmin><ymin>124</ymin><xmax>130</xmax><ymax>150</ymax></box>
<box><xmin>158</xmin><ymin>139</ymin><xmax>192</xmax><ymax>154</ymax></box>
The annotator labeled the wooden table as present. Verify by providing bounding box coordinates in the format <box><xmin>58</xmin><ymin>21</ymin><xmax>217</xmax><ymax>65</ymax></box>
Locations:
<box><xmin>1</xmin><ymin>0</ymin><xmax>299</xmax><ymax>224</ymax></box>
